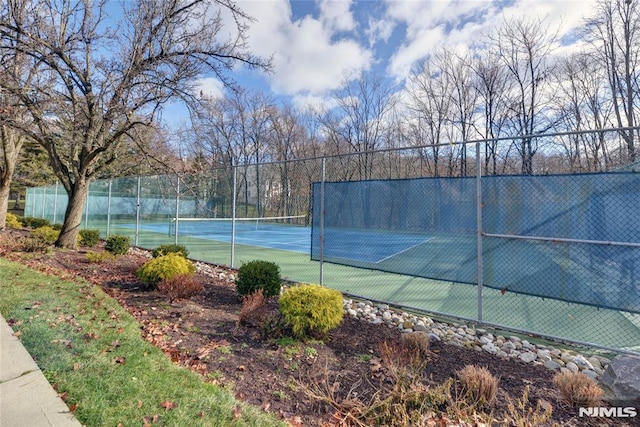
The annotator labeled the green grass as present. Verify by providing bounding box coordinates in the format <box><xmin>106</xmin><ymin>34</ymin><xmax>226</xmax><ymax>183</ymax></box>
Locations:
<box><xmin>0</xmin><ymin>257</ymin><xmax>284</xmax><ymax>427</ymax></box>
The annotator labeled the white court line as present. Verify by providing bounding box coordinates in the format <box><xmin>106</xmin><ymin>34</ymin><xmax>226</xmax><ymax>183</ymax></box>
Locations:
<box><xmin>374</xmin><ymin>237</ymin><xmax>433</xmax><ymax>264</ymax></box>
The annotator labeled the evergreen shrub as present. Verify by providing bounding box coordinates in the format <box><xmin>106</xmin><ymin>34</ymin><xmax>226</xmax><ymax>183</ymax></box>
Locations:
<box><xmin>105</xmin><ymin>235</ymin><xmax>130</xmax><ymax>255</ymax></box>
<box><xmin>152</xmin><ymin>244</ymin><xmax>189</xmax><ymax>259</ymax></box>
<box><xmin>235</xmin><ymin>260</ymin><xmax>281</xmax><ymax>298</ymax></box>
<box><xmin>136</xmin><ymin>253</ymin><xmax>196</xmax><ymax>290</ymax></box>
<box><xmin>279</xmin><ymin>284</ymin><xmax>344</xmax><ymax>340</ymax></box>
<box><xmin>79</xmin><ymin>229</ymin><xmax>100</xmax><ymax>247</ymax></box>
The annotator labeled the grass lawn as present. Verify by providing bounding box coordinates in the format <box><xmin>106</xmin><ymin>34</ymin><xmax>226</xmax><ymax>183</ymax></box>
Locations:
<box><xmin>0</xmin><ymin>257</ymin><xmax>284</xmax><ymax>427</ymax></box>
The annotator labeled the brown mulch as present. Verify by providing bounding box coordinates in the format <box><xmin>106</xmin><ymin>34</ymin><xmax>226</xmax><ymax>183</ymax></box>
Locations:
<box><xmin>1</xmin><ymin>228</ymin><xmax>635</xmax><ymax>426</ymax></box>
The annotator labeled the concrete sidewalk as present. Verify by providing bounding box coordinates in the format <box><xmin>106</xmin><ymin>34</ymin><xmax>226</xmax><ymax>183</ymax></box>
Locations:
<box><xmin>0</xmin><ymin>315</ymin><xmax>82</xmax><ymax>427</ymax></box>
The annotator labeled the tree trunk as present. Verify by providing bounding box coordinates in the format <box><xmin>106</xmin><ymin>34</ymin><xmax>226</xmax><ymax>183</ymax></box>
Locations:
<box><xmin>0</xmin><ymin>177</ymin><xmax>10</xmax><ymax>230</ymax></box>
<box><xmin>56</xmin><ymin>178</ymin><xmax>89</xmax><ymax>248</ymax></box>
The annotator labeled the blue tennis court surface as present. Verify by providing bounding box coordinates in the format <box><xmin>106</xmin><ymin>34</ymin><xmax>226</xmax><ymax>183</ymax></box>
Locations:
<box><xmin>126</xmin><ymin>221</ymin><xmax>311</xmax><ymax>253</ymax></box>
<box><xmin>315</xmin><ymin>228</ymin><xmax>432</xmax><ymax>263</ymax></box>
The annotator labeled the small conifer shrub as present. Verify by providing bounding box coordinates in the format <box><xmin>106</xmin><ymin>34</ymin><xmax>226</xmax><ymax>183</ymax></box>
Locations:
<box><xmin>31</xmin><ymin>225</ymin><xmax>59</xmax><ymax>243</ymax></box>
<box><xmin>235</xmin><ymin>260</ymin><xmax>281</xmax><ymax>298</ymax></box>
<box><xmin>79</xmin><ymin>229</ymin><xmax>100</xmax><ymax>247</ymax></box>
<box><xmin>278</xmin><ymin>284</ymin><xmax>344</xmax><ymax>340</ymax></box>
<box><xmin>136</xmin><ymin>253</ymin><xmax>196</xmax><ymax>290</ymax></box>
<box><xmin>6</xmin><ymin>213</ymin><xmax>22</xmax><ymax>228</ymax></box>
<box><xmin>105</xmin><ymin>235</ymin><xmax>130</xmax><ymax>255</ymax></box>
<box><xmin>22</xmin><ymin>217</ymin><xmax>50</xmax><ymax>228</ymax></box>
<box><xmin>152</xmin><ymin>244</ymin><xmax>189</xmax><ymax>259</ymax></box>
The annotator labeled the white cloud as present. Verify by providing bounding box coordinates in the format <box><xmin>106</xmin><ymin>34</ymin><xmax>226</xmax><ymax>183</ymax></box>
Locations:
<box><xmin>318</xmin><ymin>0</ymin><xmax>357</xmax><ymax>32</ymax></box>
<box><xmin>239</xmin><ymin>0</ymin><xmax>372</xmax><ymax>96</ymax></box>
<box><xmin>195</xmin><ymin>77</ymin><xmax>225</xmax><ymax>100</ymax></box>
<box><xmin>384</xmin><ymin>0</ymin><xmax>597</xmax><ymax>81</ymax></box>
<box><xmin>366</xmin><ymin>17</ymin><xmax>395</xmax><ymax>47</ymax></box>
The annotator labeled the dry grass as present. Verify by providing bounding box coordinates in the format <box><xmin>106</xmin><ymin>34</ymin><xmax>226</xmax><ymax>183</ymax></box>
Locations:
<box><xmin>157</xmin><ymin>273</ymin><xmax>204</xmax><ymax>303</ymax></box>
<box><xmin>400</xmin><ymin>331</ymin><xmax>430</xmax><ymax>357</ymax></box>
<box><xmin>553</xmin><ymin>371</ymin><xmax>604</xmax><ymax>407</ymax></box>
<box><xmin>456</xmin><ymin>365</ymin><xmax>499</xmax><ymax>406</ymax></box>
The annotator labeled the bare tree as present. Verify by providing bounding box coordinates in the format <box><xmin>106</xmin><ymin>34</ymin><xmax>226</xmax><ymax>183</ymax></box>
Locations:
<box><xmin>328</xmin><ymin>72</ymin><xmax>398</xmax><ymax>180</ymax></box>
<box><xmin>587</xmin><ymin>0</ymin><xmax>640</xmax><ymax>163</ymax></box>
<box><xmin>0</xmin><ymin>0</ymin><xmax>270</xmax><ymax>247</ymax></box>
<box><xmin>490</xmin><ymin>17</ymin><xmax>557</xmax><ymax>174</ymax></box>
<box><xmin>406</xmin><ymin>59</ymin><xmax>453</xmax><ymax>177</ymax></box>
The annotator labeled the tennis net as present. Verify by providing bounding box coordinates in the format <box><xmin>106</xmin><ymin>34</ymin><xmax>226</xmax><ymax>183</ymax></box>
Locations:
<box><xmin>169</xmin><ymin>215</ymin><xmax>308</xmax><ymax>236</ymax></box>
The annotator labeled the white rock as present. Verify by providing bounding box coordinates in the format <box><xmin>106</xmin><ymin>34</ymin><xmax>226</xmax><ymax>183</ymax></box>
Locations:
<box><xmin>519</xmin><ymin>352</ymin><xmax>537</xmax><ymax>363</ymax></box>
<box><xmin>566</xmin><ymin>362</ymin><xmax>579</xmax><ymax>373</ymax></box>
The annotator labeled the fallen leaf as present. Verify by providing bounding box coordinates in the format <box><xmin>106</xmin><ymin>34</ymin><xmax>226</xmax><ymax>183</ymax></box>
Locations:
<box><xmin>232</xmin><ymin>405</ymin><xmax>242</xmax><ymax>418</ymax></box>
<box><xmin>12</xmin><ymin>330</ymin><xmax>21</xmax><ymax>337</ymax></box>
<box><xmin>114</xmin><ymin>356</ymin><xmax>126</xmax><ymax>364</ymax></box>
<box><xmin>137</xmin><ymin>400</ymin><xmax>143</xmax><ymax>408</ymax></box>
<box><xmin>160</xmin><ymin>400</ymin><xmax>175</xmax><ymax>410</ymax></box>
<box><xmin>73</xmin><ymin>363</ymin><xmax>81</xmax><ymax>371</ymax></box>
<box><xmin>197</xmin><ymin>411</ymin><xmax>205</xmax><ymax>418</ymax></box>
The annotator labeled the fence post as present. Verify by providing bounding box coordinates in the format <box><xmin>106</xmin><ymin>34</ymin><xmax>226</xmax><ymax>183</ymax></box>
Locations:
<box><xmin>53</xmin><ymin>182</ymin><xmax>58</xmax><ymax>224</ymax></box>
<box><xmin>135</xmin><ymin>176</ymin><xmax>141</xmax><ymax>246</ymax></box>
<box><xmin>231</xmin><ymin>165</ymin><xmax>237</xmax><ymax>268</ymax></box>
<box><xmin>476</xmin><ymin>140</ymin><xmax>484</xmax><ymax>323</ymax></box>
<box><xmin>175</xmin><ymin>176</ymin><xmax>180</xmax><ymax>245</ymax></box>
<box><xmin>106</xmin><ymin>180</ymin><xmax>112</xmax><ymax>236</ymax></box>
<box><xmin>320</xmin><ymin>158</ymin><xmax>326</xmax><ymax>285</ymax></box>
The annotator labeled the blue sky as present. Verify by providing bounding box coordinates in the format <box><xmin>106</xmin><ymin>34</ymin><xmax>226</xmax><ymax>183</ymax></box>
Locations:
<box><xmin>164</xmin><ymin>0</ymin><xmax>598</xmax><ymax>126</ymax></box>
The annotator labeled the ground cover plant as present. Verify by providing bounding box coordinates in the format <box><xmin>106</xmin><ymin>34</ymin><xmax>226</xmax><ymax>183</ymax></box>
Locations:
<box><xmin>0</xmin><ymin>228</ymin><xmax>636</xmax><ymax>426</ymax></box>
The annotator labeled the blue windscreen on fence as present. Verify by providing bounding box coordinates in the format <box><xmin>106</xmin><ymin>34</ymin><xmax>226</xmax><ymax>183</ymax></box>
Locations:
<box><xmin>311</xmin><ymin>173</ymin><xmax>640</xmax><ymax>313</ymax></box>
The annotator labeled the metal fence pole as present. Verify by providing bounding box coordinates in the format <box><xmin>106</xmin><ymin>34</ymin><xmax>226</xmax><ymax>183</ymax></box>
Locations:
<box><xmin>320</xmin><ymin>158</ymin><xmax>326</xmax><ymax>285</ymax></box>
<box><xmin>41</xmin><ymin>186</ymin><xmax>46</xmax><ymax>219</ymax></box>
<box><xmin>231</xmin><ymin>166</ymin><xmax>237</xmax><ymax>268</ymax></box>
<box><xmin>175</xmin><ymin>177</ymin><xmax>180</xmax><ymax>245</ymax></box>
<box><xmin>53</xmin><ymin>182</ymin><xmax>58</xmax><ymax>224</ymax></box>
<box><xmin>135</xmin><ymin>176</ymin><xmax>141</xmax><ymax>246</ymax></box>
<box><xmin>106</xmin><ymin>180</ymin><xmax>112</xmax><ymax>236</ymax></box>
<box><xmin>476</xmin><ymin>140</ymin><xmax>484</xmax><ymax>323</ymax></box>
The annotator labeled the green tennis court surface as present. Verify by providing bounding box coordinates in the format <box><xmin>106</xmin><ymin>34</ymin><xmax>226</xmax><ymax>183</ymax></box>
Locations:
<box><xmin>105</xmin><ymin>225</ymin><xmax>640</xmax><ymax>352</ymax></box>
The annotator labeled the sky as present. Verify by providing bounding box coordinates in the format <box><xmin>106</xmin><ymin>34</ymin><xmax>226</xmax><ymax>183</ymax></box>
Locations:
<box><xmin>169</xmin><ymin>0</ymin><xmax>599</xmax><ymax>125</ymax></box>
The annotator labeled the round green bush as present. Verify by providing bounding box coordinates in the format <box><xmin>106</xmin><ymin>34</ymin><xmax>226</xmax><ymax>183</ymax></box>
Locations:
<box><xmin>136</xmin><ymin>253</ymin><xmax>196</xmax><ymax>289</ymax></box>
<box><xmin>278</xmin><ymin>284</ymin><xmax>344</xmax><ymax>340</ymax></box>
<box><xmin>152</xmin><ymin>244</ymin><xmax>189</xmax><ymax>259</ymax></box>
<box><xmin>31</xmin><ymin>225</ymin><xmax>59</xmax><ymax>243</ymax></box>
<box><xmin>22</xmin><ymin>217</ymin><xmax>50</xmax><ymax>228</ymax></box>
<box><xmin>235</xmin><ymin>260</ymin><xmax>281</xmax><ymax>298</ymax></box>
<box><xmin>6</xmin><ymin>213</ymin><xmax>22</xmax><ymax>229</ymax></box>
<box><xmin>79</xmin><ymin>229</ymin><xmax>100</xmax><ymax>247</ymax></box>
<box><xmin>105</xmin><ymin>235</ymin><xmax>130</xmax><ymax>255</ymax></box>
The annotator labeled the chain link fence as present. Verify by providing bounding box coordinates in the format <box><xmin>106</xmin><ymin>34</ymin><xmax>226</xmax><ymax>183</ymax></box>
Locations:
<box><xmin>24</xmin><ymin>128</ymin><xmax>640</xmax><ymax>353</ymax></box>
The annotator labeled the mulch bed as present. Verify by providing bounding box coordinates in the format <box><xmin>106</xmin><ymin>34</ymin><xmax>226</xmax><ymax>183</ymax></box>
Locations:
<box><xmin>1</xmin><ymin>228</ymin><xmax>636</xmax><ymax>426</ymax></box>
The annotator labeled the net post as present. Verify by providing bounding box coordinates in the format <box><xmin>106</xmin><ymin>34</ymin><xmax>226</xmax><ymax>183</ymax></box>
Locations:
<box><xmin>476</xmin><ymin>140</ymin><xmax>483</xmax><ymax>323</ymax></box>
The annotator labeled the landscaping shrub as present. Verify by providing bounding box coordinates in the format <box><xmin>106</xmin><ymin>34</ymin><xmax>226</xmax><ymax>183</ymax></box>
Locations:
<box><xmin>105</xmin><ymin>235</ymin><xmax>130</xmax><ymax>255</ymax></box>
<box><xmin>50</xmin><ymin>223</ymin><xmax>63</xmax><ymax>230</ymax></box>
<box><xmin>79</xmin><ymin>229</ymin><xmax>100</xmax><ymax>247</ymax></box>
<box><xmin>456</xmin><ymin>365</ymin><xmax>499</xmax><ymax>406</ymax></box>
<box><xmin>553</xmin><ymin>371</ymin><xmax>603</xmax><ymax>406</ymax></box>
<box><xmin>22</xmin><ymin>217</ymin><xmax>50</xmax><ymax>228</ymax></box>
<box><xmin>6</xmin><ymin>213</ymin><xmax>22</xmax><ymax>228</ymax></box>
<box><xmin>235</xmin><ymin>260</ymin><xmax>281</xmax><ymax>298</ymax></box>
<box><xmin>136</xmin><ymin>253</ymin><xmax>196</xmax><ymax>290</ymax></box>
<box><xmin>85</xmin><ymin>251</ymin><xmax>115</xmax><ymax>263</ymax></box>
<box><xmin>157</xmin><ymin>273</ymin><xmax>203</xmax><ymax>302</ymax></box>
<box><xmin>400</xmin><ymin>331</ymin><xmax>430</xmax><ymax>357</ymax></box>
<box><xmin>21</xmin><ymin>237</ymin><xmax>51</xmax><ymax>253</ymax></box>
<box><xmin>278</xmin><ymin>284</ymin><xmax>343</xmax><ymax>340</ymax></box>
<box><xmin>31</xmin><ymin>225</ymin><xmax>59</xmax><ymax>244</ymax></box>
<box><xmin>238</xmin><ymin>289</ymin><xmax>266</xmax><ymax>326</ymax></box>
<box><xmin>152</xmin><ymin>244</ymin><xmax>189</xmax><ymax>259</ymax></box>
